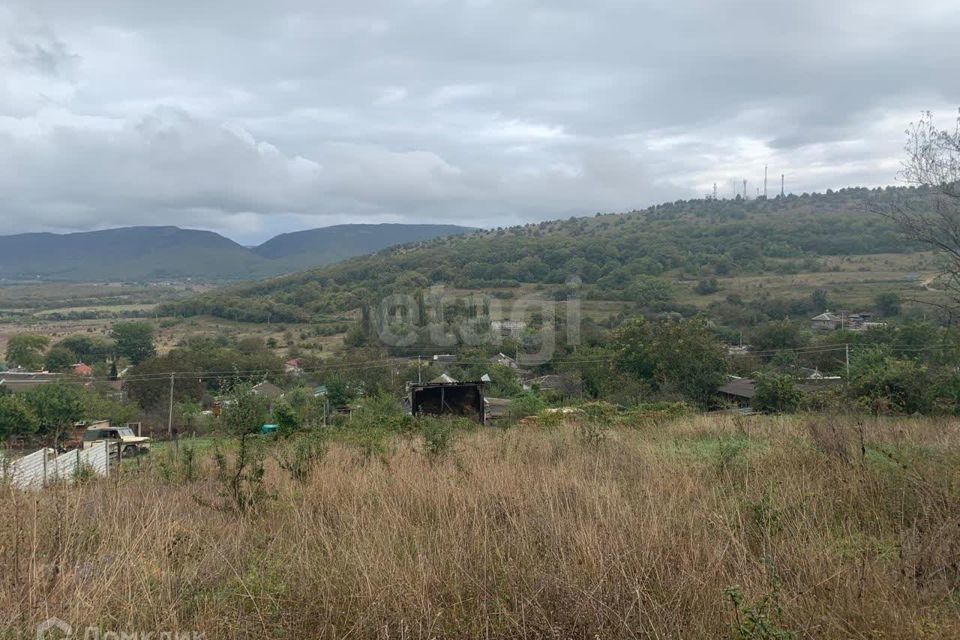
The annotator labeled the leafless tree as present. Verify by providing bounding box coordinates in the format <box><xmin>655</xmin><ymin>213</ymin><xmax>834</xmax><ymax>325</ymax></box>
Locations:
<box><xmin>884</xmin><ymin>109</ymin><xmax>960</xmax><ymax>317</ymax></box>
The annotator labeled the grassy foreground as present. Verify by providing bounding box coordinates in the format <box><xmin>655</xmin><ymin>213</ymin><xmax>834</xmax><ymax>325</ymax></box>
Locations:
<box><xmin>2</xmin><ymin>414</ymin><xmax>959</xmax><ymax>639</ymax></box>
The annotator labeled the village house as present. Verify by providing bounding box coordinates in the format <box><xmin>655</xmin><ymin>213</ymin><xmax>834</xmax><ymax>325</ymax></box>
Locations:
<box><xmin>73</xmin><ymin>362</ymin><xmax>93</xmax><ymax>377</ymax></box>
<box><xmin>251</xmin><ymin>380</ymin><xmax>284</xmax><ymax>400</ymax></box>
<box><xmin>284</xmin><ymin>358</ymin><xmax>303</xmax><ymax>375</ymax></box>
<box><xmin>811</xmin><ymin>310</ymin><xmax>885</xmax><ymax>332</ymax></box>
<box><xmin>0</xmin><ymin>371</ymin><xmax>62</xmax><ymax>394</ymax></box>
<box><xmin>811</xmin><ymin>311</ymin><xmax>843</xmax><ymax>331</ymax></box>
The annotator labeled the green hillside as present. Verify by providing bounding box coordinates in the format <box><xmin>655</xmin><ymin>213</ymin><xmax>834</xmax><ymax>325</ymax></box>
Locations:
<box><xmin>160</xmin><ymin>186</ymin><xmax>933</xmax><ymax>325</ymax></box>
<box><xmin>0</xmin><ymin>226</ymin><xmax>263</xmax><ymax>281</ymax></box>
<box><xmin>0</xmin><ymin>224</ymin><xmax>472</xmax><ymax>282</ymax></box>
<box><xmin>253</xmin><ymin>223</ymin><xmax>474</xmax><ymax>271</ymax></box>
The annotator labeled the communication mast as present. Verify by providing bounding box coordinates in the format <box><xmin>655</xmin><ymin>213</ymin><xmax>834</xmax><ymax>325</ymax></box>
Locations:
<box><xmin>781</xmin><ymin>173</ymin><xmax>785</xmax><ymax>197</ymax></box>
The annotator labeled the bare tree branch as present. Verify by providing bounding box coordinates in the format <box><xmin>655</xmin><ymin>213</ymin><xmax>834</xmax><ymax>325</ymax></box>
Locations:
<box><xmin>879</xmin><ymin>109</ymin><xmax>960</xmax><ymax>320</ymax></box>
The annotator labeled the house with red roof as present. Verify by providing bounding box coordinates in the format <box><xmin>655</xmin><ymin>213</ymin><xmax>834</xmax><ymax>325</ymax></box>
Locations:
<box><xmin>73</xmin><ymin>363</ymin><xmax>93</xmax><ymax>377</ymax></box>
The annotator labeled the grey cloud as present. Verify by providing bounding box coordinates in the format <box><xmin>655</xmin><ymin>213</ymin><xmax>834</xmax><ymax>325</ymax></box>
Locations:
<box><xmin>1</xmin><ymin>0</ymin><xmax>959</xmax><ymax>241</ymax></box>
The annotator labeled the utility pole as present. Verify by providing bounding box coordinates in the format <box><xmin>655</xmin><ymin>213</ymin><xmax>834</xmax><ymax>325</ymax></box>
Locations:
<box><xmin>167</xmin><ymin>373</ymin><xmax>175</xmax><ymax>439</ymax></box>
<box><xmin>845</xmin><ymin>344</ymin><xmax>850</xmax><ymax>379</ymax></box>
<box><xmin>417</xmin><ymin>355</ymin><xmax>422</xmax><ymax>384</ymax></box>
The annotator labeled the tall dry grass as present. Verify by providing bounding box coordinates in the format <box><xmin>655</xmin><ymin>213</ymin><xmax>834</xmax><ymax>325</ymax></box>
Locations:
<box><xmin>1</xmin><ymin>414</ymin><xmax>959</xmax><ymax>639</ymax></box>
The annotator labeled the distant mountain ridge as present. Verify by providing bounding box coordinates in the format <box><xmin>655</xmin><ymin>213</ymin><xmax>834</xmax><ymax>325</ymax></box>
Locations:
<box><xmin>253</xmin><ymin>224</ymin><xmax>476</xmax><ymax>271</ymax></box>
<box><xmin>0</xmin><ymin>224</ymin><xmax>475</xmax><ymax>282</ymax></box>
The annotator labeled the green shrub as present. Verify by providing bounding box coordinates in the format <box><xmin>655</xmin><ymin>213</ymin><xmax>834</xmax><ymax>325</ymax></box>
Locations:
<box><xmin>752</xmin><ymin>374</ymin><xmax>802</xmax><ymax>414</ymax></box>
<box><xmin>848</xmin><ymin>348</ymin><xmax>928</xmax><ymax>414</ymax></box>
<box><xmin>272</xmin><ymin>400</ymin><xmax>301</xmax><ymax>437</ymax></box>
<box><xmin>507</xmin><ymin>393</ymin><xmax>548</xmax><ymax>420</ymax></box>
<box><xmin>420</xmin><ymin>418</ymin><xmax>456</xmax><ymax>458</ymax></box>
<box><xmin>212</xmin><ymin>434</ymin><xmax>268</xmax><ymax>514</ymax></box>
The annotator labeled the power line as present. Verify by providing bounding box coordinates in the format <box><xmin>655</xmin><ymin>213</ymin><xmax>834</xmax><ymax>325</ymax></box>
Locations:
<box><xmin>38</xmin><ymin>340</ymin><xmax>960</xmax><ymax>386</ymax></box>
<box><xmin>101</xmin><ymin>354</ymin><xmax>626</xmax><ymax>383</ymax></box>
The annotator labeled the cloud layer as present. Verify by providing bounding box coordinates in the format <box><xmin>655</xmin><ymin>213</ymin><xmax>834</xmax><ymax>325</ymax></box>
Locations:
<box><xmin>2</xmin><ymin>0</ymin><xmax>959</xmax><ymax>243</ymax></box>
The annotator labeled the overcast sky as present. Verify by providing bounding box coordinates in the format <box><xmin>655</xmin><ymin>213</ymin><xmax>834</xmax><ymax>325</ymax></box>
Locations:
<box><xmin>2</xmin><ymin>1</ymin><xmax>959</xmax><ymax>244</ymax></box>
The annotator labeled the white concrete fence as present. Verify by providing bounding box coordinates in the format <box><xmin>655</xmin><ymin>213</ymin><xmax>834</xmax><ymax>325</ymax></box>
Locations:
<box><xmin>0</xmin><ymin>442</ymin><xmax>113</xmax><ymax>490</ymax></box>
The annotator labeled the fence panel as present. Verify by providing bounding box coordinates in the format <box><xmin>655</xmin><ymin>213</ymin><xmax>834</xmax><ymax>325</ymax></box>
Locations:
<box><xmin>79</xmin><ymin>443</ymin><xmax>110</xmax><ymax>477</ymax></box>
<box><xmin>2</xmin><ymin>448</ymin><xmax>56</xmax><ymax>490</ymax></box>
<box><xmin>48</xmin><ymin>449</ymin><xmax>80</xmax><ymax>483</ymax></box>
<box><xmin>2</xmin><ymin>444</ymin><xmax>113</xmax><ymax>490</ymax></box>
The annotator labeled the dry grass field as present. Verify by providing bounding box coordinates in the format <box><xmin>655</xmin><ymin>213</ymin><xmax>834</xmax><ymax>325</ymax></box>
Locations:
<box><xmin>2</xmin><ymin>413</ymin><xmax>959</xmax><ymax>639</ymax></box>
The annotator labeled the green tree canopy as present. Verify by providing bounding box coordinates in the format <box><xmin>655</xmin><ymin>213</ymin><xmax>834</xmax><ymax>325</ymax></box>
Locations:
<box><xmin>0</xmin><ymin>394</ymin><xmax>39</xmax><ymax>439</ymax></box>
<box><xmin>5</xmin><ymin>334</ymin><xmax>50</xmax><ymax>370</ymax></box>
<box><xmin>874</xmin><ymin>292</ymin><xmax>902</xmax><ymax>318</ymax></box>
<box><xmin>24</xmin><ymin>382</ymin><xmax>85</xmax><ymax>444</ymax></box>
<box><xmin>752</xmin><ymin>373</ymin><xmax>803</xmax><ymax>414</ymax></box>
<box><xmin>44</xmin><ymin>345</ymin><xmax>77</xmax><ymax>372</ymax></box>
<box><xmin>751</xmin><ymin>319</ymin><xmax>808</xmax><ymax>351</ymax></box>
<box><xmin>58</xmin><ymin>335</ymin><xmax>115</xmax><ymax>364</ymax></box>
<box><xmin>220</xmin><ymin>385</ymin><xmax>272</xmax><ymax>436</ymax></box>
<box><xmin>111</xmin><ymin>322</ymin><xmax>156</xmax><ymax>365</ymax></box>
<box><xmin>848</xmin><ymin>348</ymin><xmax>928</xmax><ymax>414</ymax></box>
<box><xmin>615</xmin><ymin>317</ymin><xmax>727</xmax><ymax>407</ymax></box>
<box><xmin>272</xmin><ymin>400</ymin><xmax>301</xmax><ymax>436</ymax></box>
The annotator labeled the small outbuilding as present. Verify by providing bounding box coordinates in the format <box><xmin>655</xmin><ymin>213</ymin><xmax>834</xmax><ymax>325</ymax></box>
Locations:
<box><xmin>410</xmin><ymin>380</ymin><xmax>486</xmax><ymax>423</ymax></box>
<box><xmin>717</xmin><ymin>377</ymin><xmax>756</xmax><ymax>412</ymax></box>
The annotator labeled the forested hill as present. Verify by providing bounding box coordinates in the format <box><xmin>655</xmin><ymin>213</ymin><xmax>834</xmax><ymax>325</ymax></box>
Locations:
<box><xmin>0</xmin><ymin>226</ymin><xmax>261</xmax><ymax>282</ymax></box>
<box><xmin>0</xmin><ymin>223</ymin><xmax>472</xmax><ymax>282</ymax></box>
<box><xmin>252</xmin><ymin>223</ymin><xmax>474</xmax><ymax>271</ymax></box>
<box><xmin>159</xmin><ymin>186</ymin><xmax>931</xmax><ymax>324</ymax></box>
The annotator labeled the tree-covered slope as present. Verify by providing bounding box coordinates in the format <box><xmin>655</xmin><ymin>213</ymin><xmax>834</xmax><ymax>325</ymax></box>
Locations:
<box><xmin>160</xmin><ymin>186</ymin><xmax>928</xmax><ymax>323</ymax></box>
<box><xmin>0</xmin><ymin>226</ymin><xmax>263</xmax><ymax>281</ymax></box>
<box><xmin>253</xmin><ymin>224</ymin><xmax>474</xmax><ymax>270</ymax></box>
<box><xmin>0</xmin><ymin>224</ymin><xmax>473</xmax><ymax>282</ymax></box>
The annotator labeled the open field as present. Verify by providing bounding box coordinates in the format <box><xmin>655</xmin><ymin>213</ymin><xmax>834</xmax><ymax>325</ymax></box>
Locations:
<box><xmin>0</xmin><ymin>281</ymin><xmax>205</xmax><ymax>312</ymax></box>
<box><xmin>2</xmin><ymin>413</ymin><xmax>958</xmax><ymax>639</ymax></box>
<box><xmin>0</xmin><ymin>312</ymin><xmax>343</xmax><ymax>361</ymax></box>
<box><xmin>150</xmin><ymin>316</ymin><xmax>348</xmax><ymax>357</ymax></box>
<box><xmin>674</xmin><ymin>252</ymin><xmax>943</xmax><ymax>309</ymax></box>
